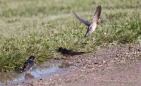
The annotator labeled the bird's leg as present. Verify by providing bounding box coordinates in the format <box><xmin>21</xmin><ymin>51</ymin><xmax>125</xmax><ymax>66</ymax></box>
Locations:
<box><xmin>30</xmin><ymin>67</ymin><xmax>32</xmax><ymax>73</ymax></box>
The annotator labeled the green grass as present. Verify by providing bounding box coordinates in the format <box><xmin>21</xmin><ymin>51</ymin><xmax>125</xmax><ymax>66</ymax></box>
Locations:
<box><xmin>0</xmin><ymin>0</ymin><xmax>141</xmax><ymax>71</ymax></box>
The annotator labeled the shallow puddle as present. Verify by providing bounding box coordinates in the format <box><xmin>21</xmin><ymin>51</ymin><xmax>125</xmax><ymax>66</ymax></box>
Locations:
<box><xmin>0</xmin><ymin>61</ymin><xmax>67</xmax><ymax>84</ymax></box>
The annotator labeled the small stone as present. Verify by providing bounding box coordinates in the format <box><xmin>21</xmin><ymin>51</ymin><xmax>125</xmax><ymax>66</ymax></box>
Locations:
<box><xmin>94</xmin><ymin>60</ymin><xmax>99</xmax><ymax>64</ymax></box>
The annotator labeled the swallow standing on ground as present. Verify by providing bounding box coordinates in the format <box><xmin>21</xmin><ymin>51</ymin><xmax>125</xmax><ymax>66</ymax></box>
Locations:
<box><xmin>57</xmin><ymin>47</ymin><xmax>85</xmax><ymax>57</ymax></box>
<box><xmin>22</xmin><ymin>56</ymin><xmax>35</xmax><ymax>71</ymax></box>
<box><xmin>73</xmin><ymin>5</ymin><xmax>101</xmax><ymax>37</ymax></box>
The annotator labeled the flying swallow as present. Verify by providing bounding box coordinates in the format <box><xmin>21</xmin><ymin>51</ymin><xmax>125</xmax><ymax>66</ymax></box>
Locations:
<box><xmin>22</xmin><ymin>56</ymin><xmax>35</xmax><ymax>71</ymax></box>
<box><xmin>57</xmin><ymin>47</ymin><xmax>85</xmax><ymax>57</ymax></box>
<box><xmin>73</xmin><ymin>5</ymin><xmax>101</xmax><ymax>37</ymax></box>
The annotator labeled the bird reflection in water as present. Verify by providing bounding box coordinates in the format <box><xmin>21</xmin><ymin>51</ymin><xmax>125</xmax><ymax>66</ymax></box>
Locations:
<box><xmin>24</xmin><ymin>73</ymin><xmax>34</xmax><ymax>80</ymax></box>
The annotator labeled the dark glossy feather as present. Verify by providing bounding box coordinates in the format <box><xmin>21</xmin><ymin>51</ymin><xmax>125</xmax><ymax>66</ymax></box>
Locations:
<box><xmin>73</xmin><ymin>11</ymin><xmax>91</xmax><ymax>26</ymax></box>
<box><xmin>58</xmin><ymin>47</ymin><xmax>85</xmax><ymax>56</ymax></box>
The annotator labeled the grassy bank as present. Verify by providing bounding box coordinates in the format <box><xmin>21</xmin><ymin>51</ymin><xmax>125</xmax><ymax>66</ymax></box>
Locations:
<box><xmin>0</xmin><ymin>0</ymin><xmax>140</xmax><ymax>71</ymax></box>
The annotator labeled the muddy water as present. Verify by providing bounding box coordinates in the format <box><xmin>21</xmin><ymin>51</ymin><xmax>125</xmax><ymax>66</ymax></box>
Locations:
<box><xmin>0</xmin><ymin>61</ymin><xmax>68</xmax><ymax>84</ymax></box>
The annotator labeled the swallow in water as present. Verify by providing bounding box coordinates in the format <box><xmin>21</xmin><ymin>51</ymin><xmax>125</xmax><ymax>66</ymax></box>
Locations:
<box><xmin>73</xmin><ymin>5</ymin><xmax>102</xmax><ymax>37</ymax></box>
<box><xmin>57</xmin><ymin>47</ymin><xmax>85</xmax><ymax>57</ymax></box>
<box><xmin>22</xmin><ymin>56</ymin><xmax>35</xmax><ymax>71</ymax></box>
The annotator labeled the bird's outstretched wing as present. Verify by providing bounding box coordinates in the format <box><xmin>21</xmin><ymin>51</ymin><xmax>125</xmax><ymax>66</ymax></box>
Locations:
<box><xmin>73</xmin><ymin>11</ymin><xmax>91</xmax><ymax>26</ymax></box>
<box><xmin>91</xmin><ymin>5</ymin><xmax>101</xmax><ymax>23</ymax></box>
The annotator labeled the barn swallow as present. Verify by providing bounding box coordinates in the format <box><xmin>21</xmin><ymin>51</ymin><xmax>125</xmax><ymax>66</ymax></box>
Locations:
<box><xmin>22</xmin><ymin>56</ymin><xmax>35</xmax><ymax>71</ymax></box>
<box><xmin>57</xmin><ymin>47</ymin><xmax>85</xmax><ymax>57</ymax></box>
<box><xmin>73</xmin><ymin>5</ymin><xmax>101</xmax><ymax>37</ymax></box>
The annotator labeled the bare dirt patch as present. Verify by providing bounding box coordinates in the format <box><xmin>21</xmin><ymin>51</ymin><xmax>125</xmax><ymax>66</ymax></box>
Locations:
<box><xmin>4</xmin><ymin>44</ymin><xmax>141</xmax><ymax>86</ymax></box>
